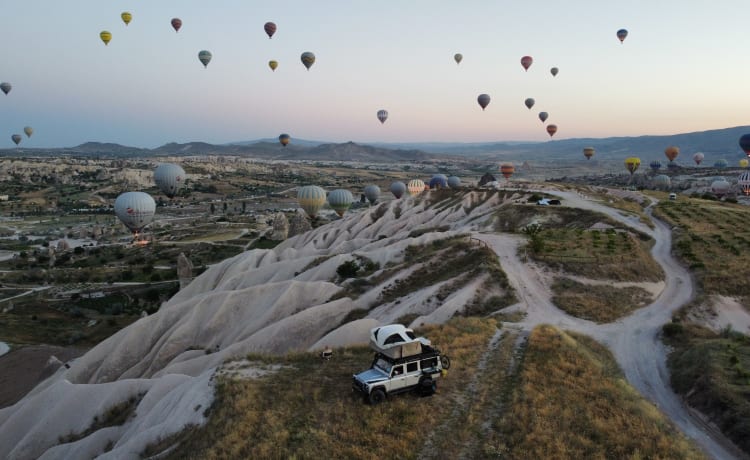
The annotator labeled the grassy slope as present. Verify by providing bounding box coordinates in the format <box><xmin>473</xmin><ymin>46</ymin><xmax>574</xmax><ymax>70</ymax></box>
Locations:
<box><xmin>551</xmin><ymin>277</ymin><xmax>653</xmax><ymax>323</ymax></box>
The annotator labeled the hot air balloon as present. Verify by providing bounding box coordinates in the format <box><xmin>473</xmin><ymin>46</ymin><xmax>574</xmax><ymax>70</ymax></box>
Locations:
<box><xmin>429</xmin><ymin>175</ymin><xmax>448</xmax><ymax>189</ymax></box>
<box><xmin>364</xmin><ymin>185</ymin><xmax>380</xmax><ymax>205</ymax></box>
<box><xmin>279</xmin><ymin>133</ymin><xmax>291</xmax><ymax>147</ymax></box>
<box><xmin>447</xmin><ymin>176</ymin><xmax>461</xmax><ymax>189</ymax></box>
<box><xmin>198</xmin><ymin>50</ymin><xmax>212</xmax><ymax>68</ymax></box>
<box><xmin>11</xmin><ymin>134</ymin><xmax>21</xmax><ymax>146</ymax></box>
<box><xmin>301</xmin><ymin>52</ymin><xmax>315</xmax><ymax>70</ymax></box>
<box><xmin>377</xmin><ymin>109</ymin><xmax>388</xmax><ymax>124</ymax></box>
<box><xmin>264</xmin><ymin>22</ymin><xmax>277</xmax><ymax>39</ymax></box>
<box><xmin>297</xmin><ymin>185</ymin><xmax>326</xmax><ymax>218</ymax></box>
<box><xmin>407</xmin><ymin>179</ymin><xmax>425</xmax><ymax>196</ymax></box>
<box><xmin>538</xmin><ymin>112</ymin><xmax>548</xmax><ymax>123</ymax></box>
<box><xmin>693</xmin><ymin>152</ymin><xmax>704</xmax><ymax>165</ymax></box>
<box><xmin>390</xmin><ymin>181</ymin><xmax>406</xmax><ymax>199</ymax></box>
<box><xmin>121</xmin><ymin>12</ymin><xmax>132</xmax><ymax>26</ymax></box>
<box><xmin>268</xmin><ymin>60</ymin><xmax>278</xmax><ymax>72</ymax></box>
<box><xmin>711</xmin><ymin>179</ymin><xmax>731</xmax><ymax>198</ymax></box>
<box><xmin>714</xmin><ymin>159</ymin><xmax>728</xmax><ymax>168</ymax></box>
<box><xmin>738</xmin><ymin>171</ymin><xmax>750</xmax><ymax>195</ymax></box>
<box><xmin>154</xmin><ymin>163</ymin><xmax>186</xmax><ymax>199</ymax></box>
<box><xmin>171</xmin><ymin>18</ymin><xmax>182</xmax><ymax>32</ymax></box>
<box><xmin>23</xmin><ymin>127</ymin><xmax>33</xmax><ymax>138</ymax></box>
<box><xmin>114</xmin><ymin>191</ymin><xmax>156</xmax><ymax>235</ymax></box>
<box><xmin>520</xmin><ymin>56</ymin><xmax>533</xmax><ymax>71</ymax></box>
<box><xmin>477</xmin><ymin>93</ymin><xmax>491</xmax><ymax>110</ymax></box>
<box><xmin>0</xmin><ymin>82</ymin><xmax>11</xmax><ymax>95</ymax></box>
<box><xmin>739</xmin><ymin>134</ymin><xmax>750</xmax><ymax>157</ymax></box>
<box><xmin>625</xmin><ymin>157</ymin><xmax>641</xmax><ymax>175</ymax></box>
<box><xmin>546</xmin><ymin>124</ymin><xmax>557</xmax><ymax>137</ymax></box>
<box><xmin>583</xmin><ymin>147</ymin><xmax>595</xmax><ymax>160</ymax></box>
<box><xmin>653</xmin><ymin>174</ymin><xmax>671</xmax><ymax>190</ymax></box>
<box><xmin>740</xmin><ymin>159</ymin><xmax>749</xmax><ymax>168</ymax></box>
<box><xmin>664</xmin><ymin>146</ymin><xmax>679</xmax><ymax>162</ymax></box>
<box><xmin>100</xmin><ymin>31</ymin><xmax>112</xmax><ymax>46</ymax></box>
<box><xmin>649</xmin><ymin>160</ymin><xmax>662</xmax><ymax>171</ymax></box>
<box><xmin>524</xmin><ymin>98</ymin><xmax>535</xmax><ymax>110</ymax></box>
<box><xmin>454</xmin><ymin>53</ymin><xmax>463</xmax><ymax>65</ymax></box>
<box><xmin>500</xmin><ymin>163</ymin><xmax>515</xmax><ymax>180</ymax></box>
<box><xmin>617</xmin><ymin>29</ymin><xmax>628</xmax><ymax>43</ymax></box>
<box><xmin>328</xmin><ymin>189</ymin><xmax>354</xmax><ymax>217</ymax></box>
<box><xmin>550</xmin><ymin>67</ymin><xmax>559</xmax><ymax>77</ymax></box>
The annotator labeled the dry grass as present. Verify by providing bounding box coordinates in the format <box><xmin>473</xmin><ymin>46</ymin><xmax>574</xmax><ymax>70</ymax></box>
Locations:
<box><xmin>487</xmin><ymin>325</ymin><xmax>704</xmax><ymax>459</ymax></box>
<box><xmin>551</xmin><ymin>277</ymin><xmax>653</xmax><ymax>323</ymax></box>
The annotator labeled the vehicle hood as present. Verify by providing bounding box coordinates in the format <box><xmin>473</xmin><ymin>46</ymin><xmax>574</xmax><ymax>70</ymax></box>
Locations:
<box><xmin>354</xmin><ymin>368</ymin><xmax>388</xmax><ymax>384</ymax></box>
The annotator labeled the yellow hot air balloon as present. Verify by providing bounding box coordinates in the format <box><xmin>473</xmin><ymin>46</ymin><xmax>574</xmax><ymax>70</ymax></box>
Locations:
<box><xmin>121</xmin><ymin>12</ymin><xmax>132</xmax><ymax>26</ymax></box>
<box><xmin>100</xmin><ymin>31</ymin><xmax>112</xmax><ymax>46</ymax></box>
<box><xmin>740</xmin><ymin>158</ymin><xmax>749</xmax><ymax>168</ymax></box>
<box><xmin>269</xmin><ymin>60</ymin><xmax>278</xmax><ymax>72</ymax></box>
<box><xmin>624</xmin><ymin>157</ymin><xmax>641</xmax><ymax>175</ymax></box>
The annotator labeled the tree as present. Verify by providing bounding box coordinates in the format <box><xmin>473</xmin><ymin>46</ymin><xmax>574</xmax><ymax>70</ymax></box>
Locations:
<box><xmin>336</xmin><ymin>260</ymin><xmax>360</xmax><ymax>279</ymax></box>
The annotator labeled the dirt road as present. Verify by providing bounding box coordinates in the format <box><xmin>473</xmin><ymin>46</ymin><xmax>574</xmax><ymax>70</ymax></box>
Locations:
<box><xmin>475</xmin><ymin>190</ymin><xmax>745</xmax><ymax>460</ymax></box>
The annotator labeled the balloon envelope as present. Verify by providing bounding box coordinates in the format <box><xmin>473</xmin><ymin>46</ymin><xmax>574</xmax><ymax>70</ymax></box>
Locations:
<box><xmin>454</xmin><ymin>53</ymin><xmax>463</xmax><ymax>64</ymax></box>
<box><xmin>23</xmin><ymin>127</ymin><xmax>33</xmax><ymax>138</ymax></box>
<box><xmin>625</xmin><ymin>157</ymin><xmax>641</xmax><ymax>175</ymax></box>
<box><xmin>664</xmin><ymin>146</ymin><xmax>680</xmax><ymax>162</ymax></box>
<box><xmin>328</xmin><ymin>189</ymin><xmax>354</xmax><ymax>217</ymax></box>
<box><xmin>649</xmin><ymin>160</ymin><xmax>662</xmax><ymax>171</ymax></box>
<box><xmin>198</xmin><ymin>50</ymin><xmax>212</xmax><ymax>68</ymax></box>
<box><xmin>500</xmin><ymin>163</ymin><xmax>515</xmax><ymax>179</ymax></box>
<box><xmin>121</xmin><ymin>12</ymin><xmax>132</xmax><ymax>25</ymax></box>
<box><xmin>653</xmin><ymin>174</ymin><xmax>671</xmax><ymax>190</ymax></box>
<box><xmin>710</xmin><ymin>179</ymin><xmax>730</xmax><ymax>197</ymax></box>
<box><xmin>297</xmin><ymin>185</ymin><xmax>326</xmax><ymax>218</ymax></box>
<box><xmin>377</xmin><ymin>109</ymin><xmax>388</xmax><ymax>124</ymax></box>
<box><xmin>538</xmin><ymin>112</ymin><xmax>548</xmax><ymax>123</ymax></box>
<box><xmin>550</xmin><ymin>67</ymin><xmax>559</xmax><ymax>77</ymax></box>
<box><xmin>477</xmin><ymin>93</ymin><xmax>490</xmax><ymax>110</ymax></box>
<box><xmin>390</xmin><ymin>181</ymin><xmax>406</xmax><ymax>199</ymax></box>
<box><xmin>154</xmin><ymin>163</ymin><xmax>186</xmax><ymax>198</ymax></box>
<box><xmin>524</xmin><ymin>98</ymin><xmax>535</xmax><ymax>110</ymax></box>
<box><xmin>114</xmin><ymin>192</ymin><xmax>156</xmax><ymax>234</ymax></box>
<box><xmin>301</xmin><ymin>52</ymin><xmax>315</xmax><ymax>70</ymax></box>
<box><xmin>692</xmin><ymin>152</ymin><xmax>704</xmax><ymax>165</ymax></box>
<box><xmin>583</xmin><ymin>147</ymin><xmax>595</xmax><ymax>160</ymax></box>
<box><xmin>429</xmin><ymin>175</ymin><xmax>448</xmax><ymax>189</ymax></box>
<box><xmin>740</xmin><ymin>159</ymin><xmax>749</xmax><ymax>168</ymax></box>
<box><xmin>546</xmin><ymin>124</ymin><xmax>557</xmax><ymax>137</ymax></box>
<box><xmin>407</xmin><ymin>179</ymin><xmax>425</xmax><ymax>196</ymax></box>
<box><xmin>520</xmin><ymin>55</ymin><xmax>533</xmax><ymax>71</ymax></box>
<box><xmin>269</xmin><ymin>60</ymin><xmax>278</xmax><ymax>71</ymax></box>
<box><xmin>447</xmin><ymin>176</ymin><xmax>461</xmax><ymax>189</ymax></box>
<box><xmin>714</xmin><ymin>159</ymin><xmax>728</xmax><ymax>168</ymax></box>
<box><xmin>617</xmin><ymin>29</ymin><xmax>628</xmax><ymax>43</ymax></box>
<box><xmin>11</xmin><ymin>134</ymin><xmax>21</xmax><ymax>146</ymax></box>
<box><xmin>739</xmin><ymin>134</ymin><xmax>750</xmax><ymax>157</ymax></box>
<box><xmin>738</xmin><ymin>171</ymin><xmax>750</xmax><ymax>195</ymax></box>
<box><xmin>279</xmin><ymin>133</ymin><xmax>290</xmax><ymax>147</ymax></box>
<box><xmin>364</xmin><ymin>185</ymin><xmax>380</xmax><ymax>204</ymax></box>
<box><xmin>0</xmin><ymin>82</ymin><xmax>10</xmax><ymax>95</ymax></box>
<box><xmin>100</xmin><ymin>31</ymin><xmax>112</xmax><ymax>46</ymax></box>
<box><xmin>171</xmin><ymin>18</ymin><xmax>182</xmax><ymax>32</ymax></box>
<box><xmin>264</xmin><ymin>22</ymin><xmax>277</xmax><ymax>38</ymax></box>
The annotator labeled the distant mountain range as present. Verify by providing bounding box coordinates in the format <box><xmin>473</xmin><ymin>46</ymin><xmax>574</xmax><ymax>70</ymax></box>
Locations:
<box><xmin>3</xmin><ymin>126</ymin><xmax>749</xmax><ymax>164</ymax></box>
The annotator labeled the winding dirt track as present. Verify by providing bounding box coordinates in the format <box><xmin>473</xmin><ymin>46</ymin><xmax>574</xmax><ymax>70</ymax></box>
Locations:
<box><xmin>475</xmin><ymin>189</ymin><xmax>745</xmax><ymax>460</ymax></box>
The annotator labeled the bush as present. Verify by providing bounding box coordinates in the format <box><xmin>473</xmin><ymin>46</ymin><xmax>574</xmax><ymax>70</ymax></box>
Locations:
<box><xmin>336</xmin><ymin>260</ymin><xmax>359</xmax><ymax>279</ymax></box>
<box><xmin>662</xmin><ymin>322</ymin><xmax>684</xmax><ymax>338</ymax></box>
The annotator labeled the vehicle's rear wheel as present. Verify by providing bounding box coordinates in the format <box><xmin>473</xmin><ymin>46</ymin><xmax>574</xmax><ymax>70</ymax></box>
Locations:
<box><xmin>441</xmin><ymin>355</ymin><xmax>451</xmax><ymax>370</ymax></box>
<box><xmin>369</xmin><ymin>388</ymin><xmax>386</xmax><ymax>405</ymax></box>
<box><xmin>420</xmin><ymin>378</ymin><xmax>436</xmax><ymax>396</ymax></box>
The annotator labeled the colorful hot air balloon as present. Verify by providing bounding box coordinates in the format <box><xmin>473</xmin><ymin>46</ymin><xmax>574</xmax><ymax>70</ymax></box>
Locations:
<box><xmin>11</xmin><ymin>134</ymin><xmax>21</xmax><ymax>146</ymax></box>
<box><xmin>264</xmin><ymin>22</ymin><xmax>277</xmax><ymax>39</ymax></box>
<box><xmin>364</xmin><ymin>185</ymin><xmax>380</xmax><ymax>205</ymax></box>
<box><xmin>154</xmin><ymin>163</ymin><xmax>186</xmax><ymax>199</ymax></box>
<box><xmin>301</xmin><ymin>52</ymin><xmax>315</xmax><ymax>70</ymax></box>
<box><xmin>550</xmin><ymin>67</ymin><xmax>559</xmax><ymax>77</ymax></box>
<box><xmin>740</xmin><ymin>159</ymin><xmax>749</xmax><ymax>168</ymax></box>
<box><xmin>279</xmin><ymin>133</ymin><xmax>291</xmax><ymax>147</ymax></box>
<box><xmin>739</xmin><ymin>134</ymin><xmax>750</xmax><ymax>157</ymax></box>
<box><xmin>447</xmin><ymin>176</ymin><xmax>461</xmax><ymax>189</ymax></box>
<box><xmin>114</xmin><ymin>191</ymin><xmax>156</xmax><ymax>235</ymax></box>
<box><xmin>625</xmin><ymin>157</ymin><xmax>641</xmax><ymax>175</ymax></box>
<box><xmin>524</xmin><ymin>98</ymin><xmax>535</xmax><ymax>110</ymax></box>
<box><xmin>520</xmin><ymin>55</ymin><xmax>533</xmax><ymax>71</ymax></box>
<box><xmin>649</xmin><ymin>160</ymin><xmax>662</xmax><ymax>171</ymax></box>
<box><xmin>390</xmin><ymin>181</ymin><xmax>406</xmax><ymax>199</ymax></box>
<box><xmin>546</xmin><ymin>124</ymin><xmax>558</xmax><ymax>137</ymax></box>
<box><xmin>664</xmin><ymin>146</ymin><xmax>680</xmax><ymax>162</ymax></box>
<box><xmin>121</xmin><ymin>12</ymin><xmax>132</xmax><ymax>26</ymax></box>
<box><xmin>171</xmin><ymin>18</ymin><xmax>182</xmax><ymax>32</ymax></box>
<box><xmin>711</xmin><ymin>179</ymin><xmax>731</xmax><ymax>198</ymax></box>
<box><xmin>693</xmin><ymin>152</ymin><xmax>704</xmax><ymax>165</ymax></box>
<box><xmin>477</xmin><ymin>93</ymin><xmax>491</xmax><ymax>110</ymax></box>
<box><xmin>407</xmin><ymin>179</ymin><xmax>425</xmax><ymax>196</ymax></box>
<box><xmin>500</xmin><ymin>163</ymin><xmax>515</xmax><ymax>180</ymax></box>
<box><xmin>198</xmin><ymin>50</ymin><xmax>212</xmax><ymax>68</ymax></box>
<box><xmin>23</xmin><ymin>127</ymin><xmax>33</xmax><ymax>138</ymax></box>
<box><xmin>583</xmin><ymin>147</ymin><xmax>595</xmax><ymax>160</ymax></box>
<box><xmin>429</xmin><ymin>175</ymin><xmax>448</xmax><ymax>189</ymax></box>
<box><xmin>297</xmin><ymin>185</ymin><xmax>326</xmax><ymax>218</ymax></box>
<box><xmin>738</xmin><ymin>171</ymin><xmax>750</xmax><ymax>195</ymax></box>
<box><xmin>100</xmin><ymin>31</ymin><xmax>112</xmax><ymax>46</ymax></box>
<box><xmin>538</xmin><ymin>112</ymin><xmax>548</xmax><ymax>123</ymax></box>
<box><xmin>454</xmin><ymin>53</ymin><xmax>463</xmax><ymax>65</ymax></box>
<box><xmin>653</xmin><ymin>174</ymin><xmax>671</xmax><ymax>190</ymax></box>
<box><xmin>328</xmin><ymin>189</ymin><xmax>354</xmax><ymax>217</ymax></box>
<box><xmin>377</xmin><ymin>109</ymin><xmax>388</xmax><ymax>124</ymax></box>
<box><xmin>617</xmin><ymin>29</ymin><xmax>628</xmax><ymax>43</ymax></box>
<box><xmin>268</xmin><ymin>60</ymin><xmax>278</xmax><ymax>72</ymax></box>
<box><xmin>0</xmin><ymin>82</ymin><xmax>10</xmax><ymax>95</ymax></box>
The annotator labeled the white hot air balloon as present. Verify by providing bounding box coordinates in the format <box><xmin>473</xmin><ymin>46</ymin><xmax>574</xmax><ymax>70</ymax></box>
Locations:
<box><xmin>154</xmin><ymin>163</ymin><xmax>186</xmax><ymax>198</ymax></box>
<box><xmin>114</xmin><ymin>192</ymin><xmax>156</xmax><ymax>236</ymax></box>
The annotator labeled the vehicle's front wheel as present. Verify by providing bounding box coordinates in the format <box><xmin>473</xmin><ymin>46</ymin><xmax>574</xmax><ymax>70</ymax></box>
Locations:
<box><xmin>369</xmin><ymin>388</ymin><xmax>386</xmax><ymax>405</ymax></box>
<box><xmin>441</xmin><ymin>355</ymin><xmax>451</xmax><ymax>370</ymax></box>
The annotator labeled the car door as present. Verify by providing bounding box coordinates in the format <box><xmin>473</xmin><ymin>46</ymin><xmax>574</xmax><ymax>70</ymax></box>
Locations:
<box><xmin>389</xmin><ymin>364</ymin><xmax>408</xmax><ymax>392</ymax></box>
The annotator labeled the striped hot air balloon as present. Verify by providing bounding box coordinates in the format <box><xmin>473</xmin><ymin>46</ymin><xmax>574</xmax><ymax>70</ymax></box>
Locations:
<box><xmin>297</xmin><ymin>185</ymin><xmax>327</xmax><ymax>218</ymax></box>
<box><xmin>407</xmin><ymin>179</ymin><xmax>425</xmax><ymax>196</ymax></box>
<box><xmin>328</xmin><ymin>189</ymin><xmax>354</xmax><ymax>217</ymax></box>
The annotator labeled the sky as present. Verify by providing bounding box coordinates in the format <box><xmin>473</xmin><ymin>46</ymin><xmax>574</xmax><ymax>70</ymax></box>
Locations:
<box><xmin>1</xmin><ymin>1</ymin><xmax>749</xmax><ymax>148</ymax></box>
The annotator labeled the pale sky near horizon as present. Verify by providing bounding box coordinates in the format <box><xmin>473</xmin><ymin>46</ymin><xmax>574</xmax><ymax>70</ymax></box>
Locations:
<box><xmin>1</xmin><ymin>1</ymin><xmax>749</xmax><ymax>148</ymax></box>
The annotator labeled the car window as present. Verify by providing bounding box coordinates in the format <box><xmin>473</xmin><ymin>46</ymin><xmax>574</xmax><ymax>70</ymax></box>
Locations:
<box><xmin>406</xmin><ymin>330</ymin><xmax>416</xmax><ymax>339</ymax></box>
<box><xmin>407</xmin><ymin>362</ymin><xmax>418</xmax><ymax>373</ymax></box>
<box><xmin>421</xmin><ymin>357</ymin><xmax>437</xmax><ymax>369</ymax></box>
<box><xmin>374</xmin><ymin>358</ymin><xmax>391</xmax><ymax>374</ymax></box>
<box><xmin>391</xmin><ymin>365</ymin><xmax>404</xmax><ymax>377</ymax></box>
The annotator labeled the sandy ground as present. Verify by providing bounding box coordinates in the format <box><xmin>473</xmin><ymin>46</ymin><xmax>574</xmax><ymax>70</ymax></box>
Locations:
<box><xmin>0</xmin><ymin>345</ymin><xmax>87</xmax><ymax>409</ymax></box>
<box><xmin>689</xmin><ymin>295</ymin><xmax>750</xmax><ymax>334</ymax></box>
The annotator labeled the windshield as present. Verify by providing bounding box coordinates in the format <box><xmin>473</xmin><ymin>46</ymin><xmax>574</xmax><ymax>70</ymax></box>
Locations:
<box><xmin>374</xmin><ymin>358</ymin><xmax>391</xmax><ymax>374</ymax></box>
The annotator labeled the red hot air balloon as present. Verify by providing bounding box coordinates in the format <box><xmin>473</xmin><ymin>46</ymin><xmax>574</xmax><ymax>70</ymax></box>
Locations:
<box><xmin>546</xmin><ymin>124</ymin><xmax>558</xmax><ymax>137</ymax></box>
<box><xmin>264</xmin><ymin>22</ymin><xmax>277</xmax><ymax>39</ymax></box>
<box><xmin>520</xmin><ymin>56</ymin><xmax>533</xmax><ymax>71</ymax></box>
<box><xmin>664</xmin><ymin>146</ymin><xmax>680</xmax><ymax>162</ymax></box>
<box><xmin>171</xmin><ymin>18</ymin><xmax>182</xmax><ymax>32</ymax></box>
<box><xmin>739</xmin><ymin>134</ymin><xmax>750</xmax><ymax>157</ymax></box>
<box><xmin>500</xmin><ymin>163</ymin><xmax>515</xmax><ymax>179</ymax></box>
<box><xmin>477</xmin><ymin>93</ymin><xmax>490</xmax><ymax>110</ymax></box>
